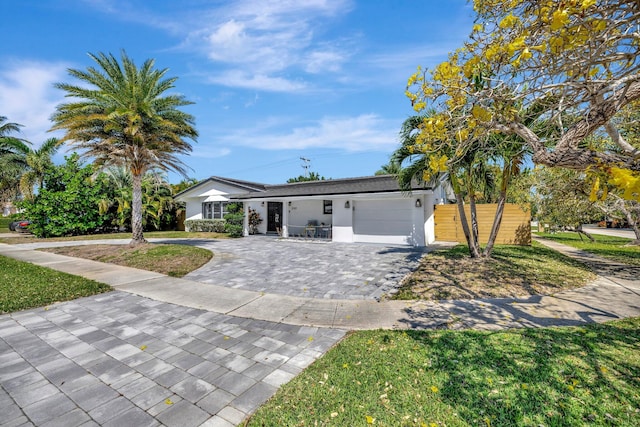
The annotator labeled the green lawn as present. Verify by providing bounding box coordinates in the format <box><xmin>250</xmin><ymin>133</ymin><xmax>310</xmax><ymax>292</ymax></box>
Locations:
<box><xmin>0</xmin><ymin>230</ymin><xmax>229</xmax><ymax>244</ymax></box>
<box><xmin>246</xmin><ymin>318</ymin><xmax>640</xmax><ymax>426</ymax></box>
<box><xmin>537</xmin><ymin>232</ymin><xmax>640</xmax><ymax>266</ymax></box>
<box><xmin>41</xmin><ymin>243</ymin><xmax>213</xmax><ymax>277</ymax></box>
<box><xmin>0</xmin><ymin>255</ymin><xmax>112</xmax><ymax>314</ymax></box>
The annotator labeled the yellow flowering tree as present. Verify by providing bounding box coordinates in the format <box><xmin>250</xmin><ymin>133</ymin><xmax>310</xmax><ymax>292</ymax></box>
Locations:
<box><xmin>407</xmin><ymin>0</ymin><xmax>640</xmax><ymax>205</ymax></box>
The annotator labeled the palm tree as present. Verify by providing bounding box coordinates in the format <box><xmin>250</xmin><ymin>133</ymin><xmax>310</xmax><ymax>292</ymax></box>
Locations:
<box><xmin>392</xmin><ymin>115</ymin><xmax>503</xmax><ymax>258</ymax></box>
<box><xmin>99</xmin><ymin>167</ymin><xmax>177</xmax><ymax>232</ymax></box>
<box><xmin>391</xmin><ymin>116</ymin><xmax>430</xmax><ymax>191</ymax></box>
<box><xmin>19</xmin><ymin>137</ymin><xmax>60</xmax><ymax>200</ymax></box>
<box><xmin>375</xmin><ymin>161</ymin><xmax>401</xmax><ymax>176</ymax></box>
<box><xmin>98</xmin><ymin>166</ymin><xmax>132</xmax><ymax>230</ymax></box>
<box><xmin>392</xmin><ymin>116</ymin><xmax>480</xmax><ymax>256</ymax></box>
<box><xmin>51</xmin><ymin>51</ymin><xmax>198</xmax><ymax>245</ymax></box>
<box><xmin>0</xmin><ymin>117</ymin><xmax>30</xmax><ymax>206</ymax></box>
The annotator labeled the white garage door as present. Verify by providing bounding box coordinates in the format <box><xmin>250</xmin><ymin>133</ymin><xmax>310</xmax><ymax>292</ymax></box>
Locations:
<box><xmin>353</xmin><ymin>199</ymin><xmax>414</xmax><ymax>244</ymax></box>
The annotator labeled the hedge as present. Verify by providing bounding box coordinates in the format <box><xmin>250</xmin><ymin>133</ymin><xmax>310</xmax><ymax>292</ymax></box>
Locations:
<box><xmin>184</xmin><ymin>219</ymin><xmax>227</xmax><ymax>233</ymax></box>
<box><xmin>0</xmin><ymin>218</ymin><xmax>12</xmax><ymax>231</ymax></box>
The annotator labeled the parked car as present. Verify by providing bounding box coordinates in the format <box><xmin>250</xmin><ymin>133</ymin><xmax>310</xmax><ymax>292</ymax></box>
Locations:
<box><xmin>14</xmin><ymin>220</ymin><xmax>31</xmax><ymax>233</ymax></box>
<box><xmin>9</xmin><ymin>220</ymin><xmax>27</xmax><ymax>231</ymax></box>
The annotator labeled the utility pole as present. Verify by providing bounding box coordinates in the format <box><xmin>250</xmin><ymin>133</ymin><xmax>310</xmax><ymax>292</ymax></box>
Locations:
<box><xmin>300</xmin><ymin>157</ymin><xmax>310</xmax><ymax>178</ymax></box>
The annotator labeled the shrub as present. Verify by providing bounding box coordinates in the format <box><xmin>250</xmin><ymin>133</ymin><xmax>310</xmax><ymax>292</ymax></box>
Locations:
<box><xmin>19</xmin><ymin>155</ymin><xmax>114</xmax><ymax>237</ymax></box>
<box><xmin>224</xmin><ymin>203</ymin><xmax>244</xmax><ymax>238</ymax></box>
<box><xmin>0</xmin><ymin>217</ymin><xmax>12</xmax><ymax>231</ymax></box>
<box><xmin>184</xmin><ymin>219</ymin><xmax>226</xmax><ymax>233</ymax></box>
<box><xmin>248</xmin><ymin>207</ymin><xmax>263</xmax><ymax>234</ymax></box>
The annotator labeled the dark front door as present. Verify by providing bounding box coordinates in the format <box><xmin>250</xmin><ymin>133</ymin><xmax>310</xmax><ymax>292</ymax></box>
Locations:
<box><xmin>267</xmin><ymin>202</ymin><xmax>283</xmax><ymax>233</ymax></box>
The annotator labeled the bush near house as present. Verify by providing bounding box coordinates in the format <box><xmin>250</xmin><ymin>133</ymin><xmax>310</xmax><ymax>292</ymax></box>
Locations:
<box><xmin>224</xmin><ymin>203</ymin><xmax>244</xmax><ymax>237</ymax></box>
<box><xmin>248</xmin><ymin>207</ymin><xmax>262</xmax><ymax>235</ymax></box>
<box><xmin>184</xmin><ymin>219</ymin><xmax>226</xmax><ymax>233</ymax></box>
<box><xmin>20</xmin><ymin>155</ymin><xmax>115</xmax><ymax>237</ymax></box>
<box><xmin>0</xmin><ymin>217</ymin><xmax>12</xmax><ymax>231</ymax></box>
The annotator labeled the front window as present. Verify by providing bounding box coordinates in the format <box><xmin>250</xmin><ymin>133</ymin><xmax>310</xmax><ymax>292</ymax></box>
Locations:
<box><xmin>202</xmin><ymin>201</ymin><xmax>228</xmax><ymax>219</ymax></box>
<box><xmin>323</xmin><ymin>200</ymin><xmax>332</xmax><ymax>214</ymax></box>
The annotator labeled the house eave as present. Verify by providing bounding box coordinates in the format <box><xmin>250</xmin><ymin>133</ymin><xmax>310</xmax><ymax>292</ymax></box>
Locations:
<box><xmin>230</xmin><ymin>189</ymin><xmax>433</xmax><ymax>201</ymax></box>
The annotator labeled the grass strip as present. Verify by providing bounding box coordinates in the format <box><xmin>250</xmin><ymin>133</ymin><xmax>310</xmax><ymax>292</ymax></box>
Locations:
<box><xmin>246</xmin><ymin>318</ymin><xmax>640</xmax><ymax>426</ymax></box>
<box><xmin>394</xmin><ymin>242</ymin><xmax>596</xmax><ymax>301</ymax></box>
<box><xmin>0</xmin><ymin>217</ymin><xmax>13</xmax><ymax>231</ymax></box>
<box><xmin>537</xmin><ymin>232</ymin><xmax>640</xmax><ymax>266</ymax></box>
<box><xmin>0</xmin><ymin>255</ymin><xmax>111</xmax><ymax>314</ymax></box>
<box><xmin>0</xmin><ymin>230</ymin><xmax>230</xmax><ymax>244</ymax></box>
<box><xmin>41</xmin><ymin>243</ymin><xmax>213</xmax><ymax>277</ymax></box>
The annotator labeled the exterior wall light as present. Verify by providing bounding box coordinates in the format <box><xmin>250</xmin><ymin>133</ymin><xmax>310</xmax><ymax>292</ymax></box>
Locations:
<box><xmin>415</xmin><ymin>198</ymin><xmax>422</xmax><ymax>208</ymax></box>
<box><xmin>344</xmin><ymin>201</ymin><xmax>350</xmax><ymax>208</ymax></box>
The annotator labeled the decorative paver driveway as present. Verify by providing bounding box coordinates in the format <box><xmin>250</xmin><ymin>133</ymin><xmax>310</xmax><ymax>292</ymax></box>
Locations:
<box><xmin>10</xmin><ymin>236</ymin><xmax>434</xmax><ymax>301</ymax></box>
<box><xmin>178</xmin><ymin>237</ymin><xmax>429</xmax><ymax>300</ymax></box>
<box><xmin>1</xmin><ymin>292</ymin><xmax>345</xmax><ymax>427</ymax></box>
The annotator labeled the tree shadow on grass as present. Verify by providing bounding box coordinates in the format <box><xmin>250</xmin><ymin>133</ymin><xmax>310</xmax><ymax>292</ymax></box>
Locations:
<box><xmin>405</xmin><ymin>319</ymin><xmax>640</xmax><ymax>426</ymax></box>
<box><xmin>150</xmin><ymin>238</ymin><xmax>222</xmax><ymax>246</ymax></box>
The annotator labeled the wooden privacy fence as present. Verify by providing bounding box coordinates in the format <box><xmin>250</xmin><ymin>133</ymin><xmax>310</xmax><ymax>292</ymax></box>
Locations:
<box><xmin>434</xmin><ymin>203</ymin><xmax>531</xmax><ymax>245</ymax></box>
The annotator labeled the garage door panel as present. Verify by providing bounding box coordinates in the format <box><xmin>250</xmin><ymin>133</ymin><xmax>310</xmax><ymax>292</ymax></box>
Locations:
<box><xmin>353</xmin><ymin>199</ymin><xmax>413</xmax><ymax>238</ymax></box>
<box><xmin>356</xmin><ymin>220</ymin><xmax>413</xmax><ymax>235</ymax></box>
<box><xmin>355</xmin><ymin>208</ymin><xmax>413</xmax><ymax>220</ymax></box>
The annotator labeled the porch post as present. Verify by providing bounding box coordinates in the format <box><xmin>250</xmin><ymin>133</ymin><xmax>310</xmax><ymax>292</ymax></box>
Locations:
<box><xmin>243</xmin><ymin>202</ymin><xmax>249</xmax><ymax>237</ymax></box>
<box><xmin>282</xmin><ymin>200</ymin><xmax>289</xmax><ymax>238</ymax></box>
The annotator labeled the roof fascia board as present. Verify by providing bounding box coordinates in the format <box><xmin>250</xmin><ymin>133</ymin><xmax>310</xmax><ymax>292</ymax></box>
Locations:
<box><xmin>231</xmin><ymin>189</ymin><xmax>433</xmax><ymax>202</ymax></box>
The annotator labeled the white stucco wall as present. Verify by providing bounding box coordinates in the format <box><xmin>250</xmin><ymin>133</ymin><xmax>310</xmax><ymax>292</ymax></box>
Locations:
<box><xmin>332</xmin><ymin>199</ymin><xmax>354</xmax><ymax>243</ymax></box>
<box><xmin>177</xmin><ymin>180</ymin><xmax>249</xmax><ymax>221</ymax></box>
<box><xmin>423</xmin><ymin>193</ymin><xmax>436</xmax><ymax>244</ymax></box>
<box><xmin>184</xmin><ymin>198</ymin><xmax>205</xmax><ymax>220</ymax></box>
<box><xmin>287</xmin><ymin>200</ymin><xmax>332</xmax><ymax>236</ymax></box>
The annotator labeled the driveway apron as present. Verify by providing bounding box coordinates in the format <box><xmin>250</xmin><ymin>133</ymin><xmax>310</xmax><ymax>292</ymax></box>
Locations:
<box><xmin>1</xmin><ymin>292</ymin><xmax>345</xmax><ymax>427</ymax></box>
<box><xmin>179</xmin><ymin>237</ymin><xmax>429</xmax><ymax>300</ymax></box>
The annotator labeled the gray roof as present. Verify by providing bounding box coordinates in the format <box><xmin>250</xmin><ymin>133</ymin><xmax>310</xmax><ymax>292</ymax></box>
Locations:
<box><xmin>231</xmin><ymin>175</ymin><xmax>431</xmax><ymax>199</ymax></box>
<box><xmin>174</xmin><ymin>176</ymin><xmax>267</xmax><ymax>199</ymax></box>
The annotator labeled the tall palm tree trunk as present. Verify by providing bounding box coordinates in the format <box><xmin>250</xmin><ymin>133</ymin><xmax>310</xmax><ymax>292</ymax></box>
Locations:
<box><xmin>483</xmin><ymin>190</ymin><xmax>506</xmax><ymax>257</ymax></box>
<box><xmin>450</xmin><ymin>176</ymin><xmax>481</xmax><ymax>258</ymax></box>
<box><xmin>466</xmin><ymin>171</ymin><xmax>480</xmax><ymax>247</ymax></box>
<box><xmin>483</xmin><ymin>164</ymin><xmax>510</xmax><ymax>257</ymax></box>
<box><xmin>456</xmin><ymin>193</ymin><xmax>481</xmax><ymax>258</ymax></box>
<box><xmin>131</xmin><ymin>172</ymin><xmax>147</xmax><ymax>245</ymax></box>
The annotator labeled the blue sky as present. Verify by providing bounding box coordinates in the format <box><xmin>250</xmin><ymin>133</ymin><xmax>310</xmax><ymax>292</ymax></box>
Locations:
<box><xmin>2</xmin><ymin>0</ymin><xmax>475</xmax><ymax>184</ymax></box>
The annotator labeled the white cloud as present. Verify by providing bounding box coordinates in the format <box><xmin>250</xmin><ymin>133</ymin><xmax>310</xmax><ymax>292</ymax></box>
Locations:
<box><xmin>192</xmin><ymin>147</ymin><xmax>232</xmax><ymax>159</ymax></box>
<box><xmin>245</xmin><ymin>93</ymin><xmax>259</xmax><ymax>108</ymax></box>
<box><xmin>207</xmin><ymin>70</ymin><xmax>308</xmax><ymax>92</ymax></box>
<box><xmin>304</xmin><ymin>48</ymin><xmax>346</xmax><ymax>73</ymax></box>
<box><xmin>0</xmin><ymin>60</ymin><xmax>68</xmax><ymax>146</ymax></box>
<box><xmin>220</xmin><ymin>114</ymin><xmax>399</xmax><ymax>152</ymax></box>
<box><xmin>183</xmin><ymin>0</ymin><xmax>353</xmax><ymax>91</ymax></box>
